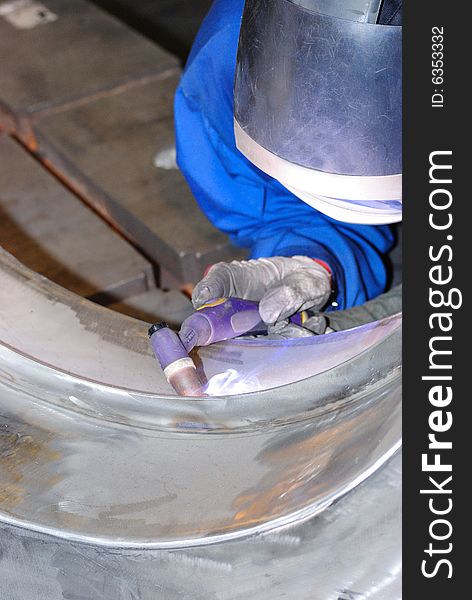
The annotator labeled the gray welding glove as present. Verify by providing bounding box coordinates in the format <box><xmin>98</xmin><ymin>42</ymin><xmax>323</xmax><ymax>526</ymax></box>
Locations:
<box><xmin>192</xmin><ymin>256</ymin><xmax>332</xmax><ymax>325</ymax></box>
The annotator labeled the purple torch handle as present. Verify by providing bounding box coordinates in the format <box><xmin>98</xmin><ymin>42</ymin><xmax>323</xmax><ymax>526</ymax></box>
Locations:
<box><xmin>178</xmin><ymin>297</ymin><xmax>305</xmax><ymax>352</ymax></box>
<box><xmin>178</xmin><ymin>298</ymin><xmax>264</xmax><ymax>352</ymax></box>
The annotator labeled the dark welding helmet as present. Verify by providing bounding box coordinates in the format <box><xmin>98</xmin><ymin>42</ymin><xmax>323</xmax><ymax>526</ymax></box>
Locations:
<box><xmin>234</xmin><ymin>0</ymin><xmax>402</xmax><ymax>224</ymax></box>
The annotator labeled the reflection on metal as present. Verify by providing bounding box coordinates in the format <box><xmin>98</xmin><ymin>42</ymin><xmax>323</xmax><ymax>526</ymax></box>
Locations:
<box><xmin>291</xmin><ymin>1</ymin><xmax>383</xmax><ymax>24</ymax></box>
<box><xmin>234</xmin><ymin>0</ymin><xmax>402</xmax><ymax>224</ymax></box>
<box><xmin>0</xmin><ymin>453</ymin><xmax>401</xmax><ymax>600</ymax></box>
<box><xmin>0</xmin><ymin>248</ymin><xmax>401</xmax><ymax>595</ymax></box>
<box><xmin>234</xmin><ymin>0</ymin><xmax>402</xmax><ymax>177</ymax></box>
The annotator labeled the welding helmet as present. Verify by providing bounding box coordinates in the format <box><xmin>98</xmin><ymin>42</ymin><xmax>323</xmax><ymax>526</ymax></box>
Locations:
<box><xmin>234</xmin><ymin>0</ymin><xmax>402</xmax><ymax>224</ymax></box>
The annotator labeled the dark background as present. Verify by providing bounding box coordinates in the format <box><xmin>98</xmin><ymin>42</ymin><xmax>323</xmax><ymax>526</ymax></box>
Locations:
<box><xmin>90</xmin><ymin>0</ymin><xmax>213</xmax><ymax>61</ymax></box>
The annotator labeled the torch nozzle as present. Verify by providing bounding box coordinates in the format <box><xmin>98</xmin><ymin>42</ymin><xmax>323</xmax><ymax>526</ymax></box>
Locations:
<box><xmin>148</xmin><ymin>322</ymin><xmax>205</xmax><ymax>396</ymax></box>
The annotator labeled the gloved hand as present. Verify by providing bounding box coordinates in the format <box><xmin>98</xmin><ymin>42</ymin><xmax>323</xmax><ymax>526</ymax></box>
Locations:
<box><xmin>192</xmin><ymin>256</ymin><xmax>332</xmax><ymax>325</ymax></box>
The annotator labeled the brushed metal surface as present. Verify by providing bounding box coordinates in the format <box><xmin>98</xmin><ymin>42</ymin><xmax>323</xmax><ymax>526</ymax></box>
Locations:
<box><xmin>0</xmin><ymin>452</ymin><xmax>401</xmax><ymax>600</ymax></box>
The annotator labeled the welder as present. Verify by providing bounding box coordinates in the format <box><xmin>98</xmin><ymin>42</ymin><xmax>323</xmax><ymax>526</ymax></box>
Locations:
<box><xmin>174</xmin><ymin>0</ymin><xmax>402</xmax><ymax>334</ymax></box>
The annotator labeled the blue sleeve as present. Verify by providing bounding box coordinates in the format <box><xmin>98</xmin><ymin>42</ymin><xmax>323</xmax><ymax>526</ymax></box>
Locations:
<box><xmin>174</xmin><ymin>0</ymin><xmax>394</xmax><ymax>310</ymax></box>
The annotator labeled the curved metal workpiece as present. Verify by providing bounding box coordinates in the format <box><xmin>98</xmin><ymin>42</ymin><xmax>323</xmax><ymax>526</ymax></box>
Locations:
<box><xmin>0</xmin><ymin>247</ymin><xmax>401</xmax><ymax>550</ymax></box>
<box><xmin>0</xmin><ymin>453</ymin><xmax>401</xmax><ymax>600</ymax></box>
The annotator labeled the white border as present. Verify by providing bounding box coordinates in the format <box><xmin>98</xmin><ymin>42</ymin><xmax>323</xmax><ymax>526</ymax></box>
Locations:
<box><xmin>235</xmin><ymin>119</ymin><xmax>402</xmax><ymax>224</ymax></box>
